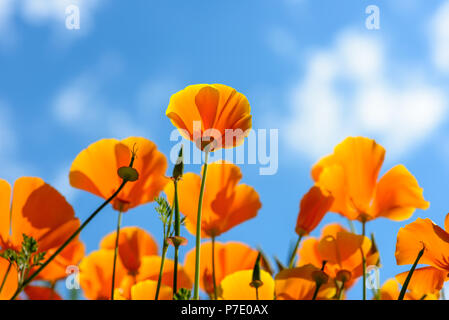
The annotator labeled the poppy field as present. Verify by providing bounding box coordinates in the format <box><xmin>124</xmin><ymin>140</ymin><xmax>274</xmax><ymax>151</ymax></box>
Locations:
<box><xmin>1</xmin><ymin>1</ymin><xmax>449</xmax><ymax>303</ymax></box>
<box><xmin>0</xmin><ymin>83</ymin><xmax>446</xmax><ymax>301</ymax></box>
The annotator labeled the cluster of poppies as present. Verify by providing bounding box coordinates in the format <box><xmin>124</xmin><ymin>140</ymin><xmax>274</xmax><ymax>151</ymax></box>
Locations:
<box><xmin>0</xmin><ymin>83</ymin><xmax>447</xmax><ymax>300</ymax></box>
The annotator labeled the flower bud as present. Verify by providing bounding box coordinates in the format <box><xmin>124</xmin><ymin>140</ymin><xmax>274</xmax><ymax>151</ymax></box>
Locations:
<box><xmin>336</xmin><ymin>270</ymin><xmax>352</xmax><ymax>283</ymax></box>
<box><xmin>250</xmin><ymin>252</ymin><xmax>264</xmax><ymax>289</ymax></box>
<box><xmin>117</xmin><ymin>166</ymin><xmax>139</xmax><ymax>182</ymax></box>
<box><xmin>172</xmin><ymin>145</ymin><xmax>184</xmax><ymax>180</ymax></box>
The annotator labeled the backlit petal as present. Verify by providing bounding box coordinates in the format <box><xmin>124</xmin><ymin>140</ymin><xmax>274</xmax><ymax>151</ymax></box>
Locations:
<box><xmin>0</xmin><ymin>257</ymin><xmax>18</xmax><ymax>300</ymax></box>
<box><xmin>184</xmin><ymin>241</ymin><xmax>262</xmax><ymax>295</ymax></box>
<box><xmin>295</xmin><ymin>186</ymin><xmax>333</xmax><ymax>235</ymax></box>
<box><xmin>131</xmin><ymin>280</ymin><xmax>172</xmax><ymax>300</ymax></box>
<box><xmin>100</xmin><ymin>226</ymin><xmax>158</xmax><ymax>272</ymax></box>
<box><xmin>79</xmin><ymin>249</ymin><xmax>127</xmax><ymax>300</ymax></box>
<box><xmin>396</xmin><ymin>218</ymin><xmax>449</xmax><ymax>271</ymax></box>
<box><xmin>275</xmin><ymin>264</ymin><xmax>336</xmax><ymax>300</ymax></box>
<box><xmin>371</xmin><ymin>165</ymin><xmax>429</xmax><ymax>221</ymax></box>
<box><xmin>395</xmin><ymin>266</ymin><xmax>447</xmax><ymax>296</ymax></box>
<box><xmin>219</xmin><ymin>270</ymin><xmax>274</xmax><ymax>300</ymax></box>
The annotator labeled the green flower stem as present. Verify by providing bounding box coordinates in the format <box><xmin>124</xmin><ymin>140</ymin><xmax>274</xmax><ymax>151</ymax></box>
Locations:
<box><xmin>337</xmin><ymin>280</ymin><xmax>346</xmax><ymax>300</ymax></box>
<box><xmin>0</xmin><ymin>261</ymin><xmax>12</xmax><ymax>295</ymax></box>
<box><xmin>312</xmin><ymin>261</ymin><xmax>327</xmax><ymax>301</ymax></box>
<box><xmin>212</xmin><ymin>236</ymin><xmax>217</xmax><ymax>300</ymax></box>
<box><xmin>312</xmin><ymin>283</ymin><xmax>322</xmax><ymax>301</ymax></box>
<box><xmin>155</xmin><ymin>242</ymin><xmax>169</xmax><ymax>300</ymax></box>
<box><xmin>110</xmin><ymin>210</ymin><xmax>123</xmax><ymax>300</ymax></box>
<box><xmin>172</xmin><ymin>180</ymin><xmax>180</xmax><ymax>296</ymax></box>
<box><xmin>155</xmin><ymin>192</ymin><xmax>176</xmax><ymax>300</ymax></box>
<box><xmin>287</xmin><ymin>234</ymin><xmax>303</xmax><ymax>269</ymax></box>
<box><xmin>398</xmin><ymin>247</ymin><xmax>425</xmax><ymax>300</ymax></box>
<box><xmin>10</xmin><ymin>179</ymin><xmax>129</xmax><ymax>300</ymax></box>
<box><xmin>193</xmin><ymin>150</ymin><xmax>209</xmax><ymax>300</ymax></box>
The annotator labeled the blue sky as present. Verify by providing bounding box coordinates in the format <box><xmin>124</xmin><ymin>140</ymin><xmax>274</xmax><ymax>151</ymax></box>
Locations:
<box><xmin>1</xmin><ymin>0</ymin><xmax>449</xmax><ymax>299</ymax></box>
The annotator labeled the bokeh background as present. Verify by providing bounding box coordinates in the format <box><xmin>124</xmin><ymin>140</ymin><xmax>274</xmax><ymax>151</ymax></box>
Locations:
<box><xmin>1</xmin><ymin>0</ymin><xmax>448</xmax><ymax>299</ymax></box>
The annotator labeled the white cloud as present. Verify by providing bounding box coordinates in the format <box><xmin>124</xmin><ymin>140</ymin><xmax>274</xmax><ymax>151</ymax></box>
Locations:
<box><xmin>430</xmin><ymin>1</ymin><xmax>449</xmax><ymax>73</ymax></box>
<box><xmin>281</xmin><ymin>29</ymin><xmax>447</xmax><ymax>160</ymax></box>
<box><xmin>0</xmin><ymin>0</ymin><xmax>104</xmax><ymax>40</ymax></box>
<box><xmin>52</xmin><ymin>73</ymin><xmax>149</xmax><ymax>139</ymax></box>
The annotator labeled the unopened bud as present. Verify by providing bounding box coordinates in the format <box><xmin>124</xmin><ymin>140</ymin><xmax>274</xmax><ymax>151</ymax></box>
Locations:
<box><xmin>336</xmin><ymin>270</ymin><xmax>352</xmax><ymax>283</ymax></box>
<box><xmin>172</xmin><ymin>145</ymin><xmax>184</xmax><ymax>180</ymax></box>
<box><xmin>250</xmin><ymin>252</ymin><xmax>263</xmax><ymax>289</ymax></box>
<box><xmin>118</xmin><ymin>166</ymin><xmax>139</xmax><ymax>182</ymax></box>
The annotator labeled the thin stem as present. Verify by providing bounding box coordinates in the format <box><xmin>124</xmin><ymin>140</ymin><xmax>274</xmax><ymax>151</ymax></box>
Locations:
<box><xmin>110</xmin><ymin>210</ymin><xmax>123</xmax><ymax>300</ymax></box>
<box><xmin>398</xmin><ymin>247</ymin><xmax>425</xmax><ymax>300</ymax></box>
<box><xmin>255</xmin><ymin>287</ymin><xmax>259</xmax><ymax>300</ymax></box>
<box><xmin>212</xmin><ymin>236</ymin><xmax>218</xmax><ymax>300</ymax></box>
<box><xmin>361</xmin><ymin>220</ymin><xmax>366</xmax><ymax>301</ymax></box>
<box><xmin>312</xmin><ymin>283</ymin><xmax>322</xmax><ymax>301</ymax></box>
<box><xmin>288</xmin><ymin>234</ymin><xmax>303</xmax><ymax>268</ymax></box>
<box><xmin>172</xmin><ymin>180</ymin><xmax>180</xmax><ymax>296</ymax></box>
<box><xmin>10</xmin><ymin>180</ymin><xmax>129</xmax><ymax>300</ymax></box>
<box><xmin>337</xmin><ymin>280</ymin><xmax>346</xmax><ymax>300</ymax></box>
<box><xmin>312</xmin><ymin>261</ymin><xmax>327</xmax><ymax>301</ymax></box>
<box><xmin>155</xmin><ymin>243</ymin><xmax>168</xmax><ymax>300</ymax></box>
<box><xmin>193</xmin><ymin>150</ymin><xmax>209</xmax><ymax>300</ymax></box>
<box><xmin>0</xmin><ymin>261</ymin><xmax>12</xmax><ymax>295</ymax></box>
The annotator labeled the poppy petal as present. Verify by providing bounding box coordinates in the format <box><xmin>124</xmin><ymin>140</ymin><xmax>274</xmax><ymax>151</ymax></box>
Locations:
<box><xmin>219</xmin><ymin>269</ymin><xmax>274</xmax><ymax>300</ymax></box>
<box><xmin>0</xmin><ymin>257</ymin><xmax>18</xmax><ymax>300</ymax></box>
<box><xmin>295</xmin><ymin>186</ymin><xmax>333</xmax><ymax>236</ymax></box>
<box><xmin>371</xmin><ymin>165</ymin><xmax>429</xmax><ymax>221</ymax></box>
<box><xmin>395</xmin><ymin>266</ymin><xmax>447</xmax><ymax>296</ymax></box>
<box><xmin>131</xmin><ymin>280</ymin><xmax>172</xmax><ymax>300</ymax></box>
<box><xmin>100</xmin><ymin>226</ymin><xmax>158</xmax><ymax>272</ymax></box>
<box><xmin>396</xmin><ymin>218</ymin><xmax>449</xmax><ymax>271</ymax></box>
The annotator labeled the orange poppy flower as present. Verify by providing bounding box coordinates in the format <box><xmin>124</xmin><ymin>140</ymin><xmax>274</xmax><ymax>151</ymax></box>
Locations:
<box><xmin>24</xmin><ymin>286</ymin><xmax>62</xmax><ymax>300</ymax></box>
<box><xmin>0</xmin><ymin>257</ymin><xmax>18</xmax><ymax>300</ymax></box>
<box><xmin>166</xmin><ymin>84</ymin><xmax>252</xmax><ymax>150</ymax></box>
<box><xmin>312</xmin><ymin>137</ymin><xmax>429</xmax><ymax>221</ymax></box>
<box><xmin>70</xmin><ymin>137</ymin><xmax>169</xmax><ymax>212</ymax></box>
<box><xmin>219</xmin><ymin>270</ymin><xmax>274</xmax><ymax>300</ymax></box>
<box><xmin>165</xmin><ymin>161</ymin><xmax>261</xmax><ymax>238</ymax></box>
<box><xmin>295</xmin><ymin>186</ymin><xmax>334</xmax><ymax>236</ymax></box>
<box><xmin>395</xmin><ymin>214</ymin><xmax>449</xmax><ymax>285</ymax></box>
<box><xmin>97</xmin><ymin>227</ymin><xmax>191</xmax><ymax>299</ymax></box>
<box><xmin>100</xmin><ymin>226</ymin><xmax>158</xmax><ymax>273</ymax></box>
<box><xmin>379</xmin><ymin>278</ymin><xmax>439</xmax><ymax>300</ymax></box>
<box><xmin>0</xmin><ymin>177</ymin><xmax>83</xmax><ymax>286</ymax></box>
<box><xmin>103</xmin><ymin>255</ymin><xmax>192</xmax><ymax>300</ymax></box>
<box><xmin>275</xmin><ymin>264</ymin><xmax>336</xmax><ymax>300</ymax></box>
<box><xmin>80</xmin><ymin>228</ymin><xmax>192</xmax><ymax>300</ymax></box>
<box><xmin>114</xmin><ymin>280</ymin><xmax>173</xmax><ymax>300</ymax></box>
<box><xmin>184</xmin><ymin>241</ymin><xmax>265</xmax><ymax>296</ymax></box>
<box><xmin>37</xmin><ymin>239</ymin><xmax>85</xmax><ymax>282</ymax></box>
<box><xmin>297</xmin><ymin>224</ymin><xmax>378</xmax><ymax>289</ymax></box>
<box><xmin>79</xmin><ymin>249</ymin><xmax>128</xmax><ymax>300</ymax></box>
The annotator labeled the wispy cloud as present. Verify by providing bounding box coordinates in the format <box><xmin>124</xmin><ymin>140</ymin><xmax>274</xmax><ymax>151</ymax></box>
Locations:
<box><xmin>272</xmin><ymin>29</ymin><xmax>447</xmax><ymax>160</ymax></box>
<box><xmin>0</xmin><ymin>0</ymin><xmax>105</xmax><ymax>45</ymax></box>
<box><xmin>429</xmin><ymin>1</ymin><xmax>449</xmax><ymax>73</ymax></box>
